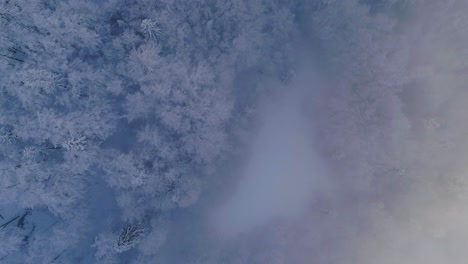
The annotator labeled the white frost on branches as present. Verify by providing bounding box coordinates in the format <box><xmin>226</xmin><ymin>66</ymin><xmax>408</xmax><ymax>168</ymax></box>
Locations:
<box><xmin>18</xmin><ymin>69</ymin><xmax>60</xmax><ymax>93</ymax></box>
<box><xmin>127</xmin><ymin>43</ymin><xmax>162</xmax><ymax>76</ymax></box>
<box><xmin>62</xmin><ymin>135</ymin><xmax>87</xmax><ymax>151</ymax></box>
<box><xmin>114</xmin><ymin>224</ymin><xmax>145</xmax><ymax>253</ymax></box>
<box><xmin>140</xmin><ymin>19</ymin><xmax>163</xmax><ymax>40</ymax></box>
<box><xmin>21</xmin><ymin>146</ymin><xmax>39</xmax><ymax>161</ymax></box>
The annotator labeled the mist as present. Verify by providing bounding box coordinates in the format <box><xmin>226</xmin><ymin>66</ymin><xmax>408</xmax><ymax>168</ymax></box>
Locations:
<box><xmin>208</xmin><ymin>1</ymin><xmax>468</xmax><ymax>263</ymax></box>
<box><xmin>212</xmin><ymin>75</ymin><xmax>329</xmax><ymax>238</ymax></box>
<box><xmin>2</xmin><ymin>0</ymin><xmax>468</xmax><ymax>263</ymax></box>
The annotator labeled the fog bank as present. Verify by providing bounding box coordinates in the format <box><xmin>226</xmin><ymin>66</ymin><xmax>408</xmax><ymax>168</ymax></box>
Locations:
<box><xmin>212</xmin><ymin>77</ymin><xmax>328</xmax><ymax>238</ymax></box>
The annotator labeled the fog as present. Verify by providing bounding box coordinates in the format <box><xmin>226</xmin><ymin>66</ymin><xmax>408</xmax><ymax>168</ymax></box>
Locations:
<box><xmin>3</xmin><ymin>0</ymin><xmax>468</xmax><ymax>263</ymax></box>
<box><xmin>212</xmin><ymin>75</ymin><xmax>329</xmax><ymax>238</ymax></box>
<box><xmin>208</xmin><ymin>1</ymin><xmax>468</xmax><ymax>263</ymax></box>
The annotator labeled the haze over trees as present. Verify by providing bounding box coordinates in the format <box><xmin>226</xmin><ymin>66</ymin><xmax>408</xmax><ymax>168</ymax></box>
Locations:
<box><xmin>1</xmin><ymin>0</ymin><xmax>468</xmax><ymax>263</ymax></box>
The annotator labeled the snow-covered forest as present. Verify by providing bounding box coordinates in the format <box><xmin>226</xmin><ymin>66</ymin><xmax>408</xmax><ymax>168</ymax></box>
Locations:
<box><xmin>1</xmin><ymin>0</ymin><xmax>468</xmax><ymax>263</ymax></box>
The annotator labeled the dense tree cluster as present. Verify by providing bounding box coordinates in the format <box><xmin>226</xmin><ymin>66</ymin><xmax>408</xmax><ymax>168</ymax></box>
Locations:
<box><xmin>0</xmin><ymin>0</ymin><xmax>296</xmax><ymax>262</ymax></box>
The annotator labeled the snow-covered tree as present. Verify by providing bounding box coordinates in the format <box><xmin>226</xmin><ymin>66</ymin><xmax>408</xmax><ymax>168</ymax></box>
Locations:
<box><xmin>114</xmin><ymin>224</ymin><xmax>145</xmax><ymax>253</ymax></box>
<box><xmin>140</xmin><ymin>19</ymin><xmax>163</xmax><ymax>40</ymax></box>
